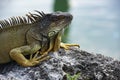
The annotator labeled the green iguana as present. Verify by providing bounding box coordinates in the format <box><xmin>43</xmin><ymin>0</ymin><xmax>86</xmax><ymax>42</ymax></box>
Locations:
<box><xmin>0</xmin><ymin>11</ymin><xmax>79</xmax><ymax>67</ymax></box>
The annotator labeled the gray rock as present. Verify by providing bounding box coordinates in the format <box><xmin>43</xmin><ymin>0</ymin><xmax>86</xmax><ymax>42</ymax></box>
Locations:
<box><xmin>0</xmin><ymin>47</ymin><xmax>120</xmax><ymax>80</ymax></box>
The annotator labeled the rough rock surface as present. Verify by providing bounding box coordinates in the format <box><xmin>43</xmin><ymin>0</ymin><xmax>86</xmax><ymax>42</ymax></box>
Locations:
<box><xmin>0</xmin><ymin>47</ymin><xmax>120</xmax><ymax>80</ymax></box>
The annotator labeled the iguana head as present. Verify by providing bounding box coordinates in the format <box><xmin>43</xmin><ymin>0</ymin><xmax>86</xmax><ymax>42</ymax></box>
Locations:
<box><xmin>35</xmin><ymin>11</ymin><xmax>73</xmax><ymax>37</ymax></box>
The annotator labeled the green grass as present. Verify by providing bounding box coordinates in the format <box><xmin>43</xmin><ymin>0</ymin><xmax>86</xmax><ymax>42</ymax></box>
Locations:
<box><xmin>66</xmin><ymin>73</ymin><xmax>80</xmax><ymax>80</ymax></box>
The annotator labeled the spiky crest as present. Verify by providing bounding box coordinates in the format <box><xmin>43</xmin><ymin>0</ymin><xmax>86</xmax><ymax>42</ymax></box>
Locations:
<box><xmin>0</xmin><ymin>10</ymin><xmax>46</xmax><ymax>29</ymax></box>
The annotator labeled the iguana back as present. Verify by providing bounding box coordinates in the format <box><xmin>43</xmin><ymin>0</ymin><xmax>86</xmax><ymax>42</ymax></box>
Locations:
<box><xmin>0</xmin><ymin>11</ymin><xmax>44</xmax><ymax>63</ymax></box>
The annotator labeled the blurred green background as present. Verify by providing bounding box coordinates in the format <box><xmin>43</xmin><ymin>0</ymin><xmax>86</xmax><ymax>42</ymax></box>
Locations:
<box><xmin>0</xmin><ymin>0</ymin><xmax>119</xmax><ymax>59</ymax></box>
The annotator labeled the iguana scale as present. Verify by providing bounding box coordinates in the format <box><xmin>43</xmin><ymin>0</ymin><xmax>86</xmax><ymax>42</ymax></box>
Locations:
<box><xmin>0</xmin><ymin>11</ymin><xmax>79</xmax><ymax>67</ymax></box>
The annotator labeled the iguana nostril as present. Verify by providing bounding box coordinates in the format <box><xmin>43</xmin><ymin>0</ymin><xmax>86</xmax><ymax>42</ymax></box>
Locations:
<box><xmin>69</xmin><ymin>14</ymin><xmax>73</xmax><ymax>20</ymax></box>
<box><xmin>66</xmin><ymin>14</ymin><xmax>73</xmax><ymax>21</ymax></box>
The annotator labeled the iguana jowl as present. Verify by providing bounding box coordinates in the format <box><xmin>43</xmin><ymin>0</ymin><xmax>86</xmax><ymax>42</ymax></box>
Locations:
<box><xmin>0</xmin><ymin>11</ymin><xmax>79</xmax><ymax>67</ymax></box>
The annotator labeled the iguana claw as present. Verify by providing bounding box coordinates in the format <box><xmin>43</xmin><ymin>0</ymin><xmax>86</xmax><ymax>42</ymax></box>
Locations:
<box><xmin>23</xmin><ymin>51</ymin><xmax>50</xmax><ymax>67</ymax></box>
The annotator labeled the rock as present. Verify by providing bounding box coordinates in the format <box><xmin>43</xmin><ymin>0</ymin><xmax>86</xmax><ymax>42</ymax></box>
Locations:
<box><xmin>0</xmin><ymin>47</ymin><xmax>120</xmax><ymax>80</ymax></box>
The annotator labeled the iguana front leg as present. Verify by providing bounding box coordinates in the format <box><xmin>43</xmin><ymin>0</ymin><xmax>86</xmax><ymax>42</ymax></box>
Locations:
<box><xmin>60</xmin><ymin>42</ymin><xmax>80</xmax><ymax>50</ymax></box>
<box><xmin>9</xmin><ymin>42</ymin><xmax>49</xmax><ymax>67</ymax></box>
<box><xmin>40</xmin><ymin>37</ymin><xmax>55</xmax><ymax>56</ymax></box>
<box><xmin>27</xmin><ymin>40</ymin><xmax>54</xmax><ymax>65</ymax></box>
<box><xmin>53</xmin><ymin>30</ymin><xmax>80</xmax><ymax>51</ymax></box>
<box><xmin>53</xmin><ymin>30</ymin><xmax>62</xmax><ymax>51</ymax></box>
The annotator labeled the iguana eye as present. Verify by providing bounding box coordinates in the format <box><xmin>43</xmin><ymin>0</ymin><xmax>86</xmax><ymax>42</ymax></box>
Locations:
<box><xmin>51</xmin><ymin>15</ymin><xmax>65</xmax><ymax>22</ymax></box>
<box><xmin>58</xmin><ymin>15</ymin><xmax>65</xmax><ymax>20</ymax></box>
